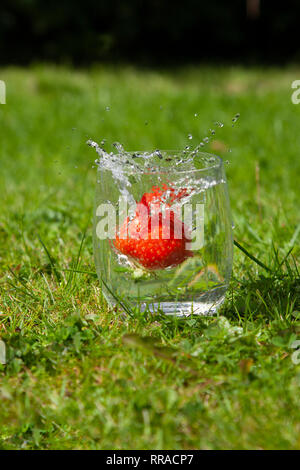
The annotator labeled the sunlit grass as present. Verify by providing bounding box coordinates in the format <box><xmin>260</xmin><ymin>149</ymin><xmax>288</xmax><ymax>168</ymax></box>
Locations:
<box><xmin>0</xmin><ymin>65</ymin><xmax>299</xmax><ymax>449</ymax></box>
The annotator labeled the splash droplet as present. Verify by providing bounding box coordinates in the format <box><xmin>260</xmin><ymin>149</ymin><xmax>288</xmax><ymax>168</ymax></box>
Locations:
<box><xmin>215</xmin><ymin>121</ymin><xmax>224</xmax><ymax>128</ymax></box>
<box><xmin>113</xmin><ymin>142</ymin><xmax>125</xmax><ymax>153</ymax></box>
<box><xmin>154</xmin><ymin>149</ymin><xmax>163</xmax><ymax>159</ymax></box>
<box><xmin>232</xmin><ymin>113</ymin><xmax>240</xmax><ymax>126</ymax></box>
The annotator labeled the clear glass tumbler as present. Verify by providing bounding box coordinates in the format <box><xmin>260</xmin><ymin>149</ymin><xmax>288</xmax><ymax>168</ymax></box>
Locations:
<box><xmin>93</xmin><ymin>150</ymin><xmax>233</xmax><ymax>316</ymax></box>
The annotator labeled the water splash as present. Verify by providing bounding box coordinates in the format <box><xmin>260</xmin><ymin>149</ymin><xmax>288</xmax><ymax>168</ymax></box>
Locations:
<box><xmin>88</xmin><ymin>112</ymin><xmax>238</xmax><ymax>205</ymax></box>
<box><xmin>88</xmin><ymin>138</ymin><xmax>226</xmax><ymax>213</ymax></box>
<box><xmin>191</xmin><ymin>112</ymin><xmax>240</xmax><ymax>153</ymax></box>
<box><xmin>87</xmin><ymin>139</ymin><xmax>135</xmax><ymax>205</ymax></box>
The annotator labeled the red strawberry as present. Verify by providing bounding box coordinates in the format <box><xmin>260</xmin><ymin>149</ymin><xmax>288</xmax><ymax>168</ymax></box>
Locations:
<box><xmin>113</xmin><ymin>185</ymin><xmax>193</xmax><ymax>270</ymax></box>
<box><xmin>140</xmin><ymin>184</ymin><xmax>189</xmax><ymax>207</ymax></box>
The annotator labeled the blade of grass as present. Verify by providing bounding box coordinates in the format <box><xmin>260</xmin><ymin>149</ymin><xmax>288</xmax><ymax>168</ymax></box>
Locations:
<box><xmin>38</xmin><ymin>235</ymin><xmax>61</xmax><ymax>283</ymax></box>
<box><xmin>66</xmin><ymin>229</ymin><xmax>87</xmax><ymax>290</ymax></box>
<box><xmin>62</xmin><ymin>268</ymin><xmax>97</xmax><ymax>276</ymax></box>
<box><xmin>6</xmin><ymin>279</ymin><xmax>39</xmax><ymax>301</ymax></box>
<box><xmin>101</xmin><ymin>278</ymin><xmax>133</xmax><ymax>317</ymax></box>
<box><xmin>41</xmin><ymin>273</ymin><xmax>55</xmax><ymax>304</ymax></box>
<box><xmin>234</xmin><ymin>239</ymin><xmax>272</xmax><ymax>273</ymax></box>
<box><xmin>274</xmin><ymin>246</ymin><xmax>294</xmax><ymax>276</ymax></box>
<box><xmin>7</xmin><ymin>266</ymin><xmax>40</xmax><ymax>300</ymax></box>
<box><xmin>289</xmin><ymin>222</ymin><xmax>300</xmax><ymax>247</ymax></box>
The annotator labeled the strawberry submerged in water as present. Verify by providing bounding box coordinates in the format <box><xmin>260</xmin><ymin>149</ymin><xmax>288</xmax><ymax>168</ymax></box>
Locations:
<box><xmin>113</xmin><ymin>185</ymin><xmax>193</xmax><ymax>270</ymax></box>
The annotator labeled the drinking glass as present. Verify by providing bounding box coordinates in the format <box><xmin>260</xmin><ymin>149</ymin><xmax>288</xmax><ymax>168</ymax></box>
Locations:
<box><xmin>93</xmin><ymin>150</ymin><xmax>233</xmax><ymax>316</ymax></box>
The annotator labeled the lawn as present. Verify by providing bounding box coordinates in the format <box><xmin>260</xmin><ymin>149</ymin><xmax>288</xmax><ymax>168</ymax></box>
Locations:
<box><xmin>0</xmin><ymin>64</ymin><xmax>299</xmax><ymax>450</ymax></box>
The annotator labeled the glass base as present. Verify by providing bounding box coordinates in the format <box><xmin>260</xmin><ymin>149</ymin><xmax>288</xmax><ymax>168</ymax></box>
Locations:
<box><xmin>149</xmin><ymin>301</ymin><xmax>222</xmax><ymax>317</ymax></box>
<box><xmin>141</xmin><ymin>291</ymin><xmax>226</xmax><ymax>317</ymax></box>
<box><xmin>103</xmin><ymin>286</ymin><xmax>228</xmax><ymax>318</ymax></box>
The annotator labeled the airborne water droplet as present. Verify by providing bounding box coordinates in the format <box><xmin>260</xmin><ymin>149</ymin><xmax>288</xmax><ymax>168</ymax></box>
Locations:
<box><xmin>105</xmin><ymin>106</ymin><xmax>110</xmax><ymax>111</ymax></box>
<box><xmin>215</xmin><ymin>121</ymin><xmax>224</xmax><ymax>128</ymax></box>
<box><xmin>154</xmin><ymin>149</ymin><xmax>163</xmax><ymax>159</ymax></box>
<box><xmin>113</xmin><ymin>142</ymin><xmax>125</xmax><ymax>153</ymax></box>
<box><xmin>232</xmin><ymin>113</ymin><xmax>240</xmax><ymax>127</ymax></box>
<box><xmin>188</xmin><ymin>134</ymin><xmax>193</xmax><ymax>140</ymax></box>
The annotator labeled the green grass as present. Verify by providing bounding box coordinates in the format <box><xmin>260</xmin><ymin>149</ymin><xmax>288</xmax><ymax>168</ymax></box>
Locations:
<box><xmin>0</xmin><ymin>64</ymin><xmax>299</xmax><ymax>450</ymax></box>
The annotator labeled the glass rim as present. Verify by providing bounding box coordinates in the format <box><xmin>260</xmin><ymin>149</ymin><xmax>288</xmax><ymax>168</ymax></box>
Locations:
<box><xmin>114</xmin><ymin>150</ymin><xmax>223</xmax><ymax>175</ymax></box>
